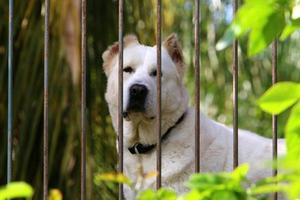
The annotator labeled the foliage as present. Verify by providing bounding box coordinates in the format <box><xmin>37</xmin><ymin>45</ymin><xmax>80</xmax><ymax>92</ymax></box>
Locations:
<box><xmin>98</xmin><ymin>164</ymin><xmax>287</xmax><ymax>200</ymax></box>
<box><xmin>182</xmin><ymin>164</ymin><xmax>250</xmax><ymax>200</ymax></box>
<box><xmin>48</xmin><ymin>189</ymin><xmax>63</xmax><ymax>200</ymax></box>
<box><xmin>138</xmin><ymin>188</ymin><xmax>177</xmax><ymax>200</ymax></box>
<box><xmin>258</xmin><ymin>82</ymin><xmax>300</xmax><ymax>199</ymax></box>
<box><xmin>257</xmin><ymin>82</ymin><xmax>300</xmax><ymax>115</ymax></box>
<box><xmin>217</xmin><ymin>0</ymin><xmax>300</xmax><ymax>56</ymax></box>
<box><xmin>0</xmin><ymin>182</ymin><xmax>33</xmax><ymax>200</ymax></box>
<box><xmin>257</xmin><ymin>81</ymin><xmax>300</xmax><ymax>155</ymax></box>
<box><xmin>95</xmin><ymin>173</ymin><xmax>133</xmax><ymax>186</ymax></box>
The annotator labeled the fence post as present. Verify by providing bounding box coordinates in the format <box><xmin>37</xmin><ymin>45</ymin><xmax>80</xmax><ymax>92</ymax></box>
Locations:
<box><xmin>194</xmin><ymin>0</ymin><xmax>201</xmax><ymax>173</ymax></box>
<box><xmin>156</xmin><ymin>0</ymin><xmax>162</xmax><ymax>190</ymax></box>
<box><xmin>232</xmin><ymin>0</ymin><xmax>239</xmax><ymax>169</ymax></box>
<box><xmin>118</xmin><ymin>0</ymin><xmax>124</xmax><ymax>198</ymax></box>
<box><xmin>80</xmin><ymin>0</ymin><xmax>87</xmax><ymax>199</ymax></box>
<box><xmin>7</xmin><ymin>0</ymin><xmax>14</xmax><ymax>184</ymax></box>
<box><xmin>43</xmin><ymin>0</ymin><xmax>50</xmax><ymax>199</ymax></box>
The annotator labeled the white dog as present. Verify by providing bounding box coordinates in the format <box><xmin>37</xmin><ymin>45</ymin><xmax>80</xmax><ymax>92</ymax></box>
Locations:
<box><xmin>102</xmin><ymin>34</ymin><xmax>286</xmax><ymax>199</ymax></box>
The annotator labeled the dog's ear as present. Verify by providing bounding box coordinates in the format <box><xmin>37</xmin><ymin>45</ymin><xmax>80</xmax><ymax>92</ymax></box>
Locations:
<box><xmin>163</xmin><ymin>33</ymin><xmax>185</xmax><ymax>77</ymax></box>
<box><xmin>102</xmin><ymin>35</ymin><xmax>139</xmax><ymax>76</ymax></box>
<box><xmin>163</xmin><ymin>33</ymin><xmax>184</xmax><ymax>64</ymax></box>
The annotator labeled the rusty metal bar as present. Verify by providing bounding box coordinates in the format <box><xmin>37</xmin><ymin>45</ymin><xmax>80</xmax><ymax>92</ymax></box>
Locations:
<box><xmin>80</xmin><ymin>0</ymin><xmax>87</xmax><ymax>199</ymax></box>
<box><xmin>118</xmin><ymin>0</ymin><xmax>124</xmax><ymax>198</ymax></box>
<box><xmin>156</xmin><ymin>0</ymin><xmax>162</xmax><ymax>190</ymax></box>
<box><xmin>272</xmin><ymin>40</ymin><xmax>278</xmax><ymax>200</ymax></box>
<box><xmin>43</xmin><ymin>0</ymin><xmax>50</xmax><ymax>199</ymax></box>
<box><xmin>232</xmin><ymin>0</ymin><xmax>239</xmax><ymax>169</ymax></box>
<box><xmin>194</xmin><ymin>0</ymin><xmax>200</xmax><ymax>173</ymax></box>
<box><xmin>7</xmin><ymin>0</ymin><xmax>14</xmax><ymax>184</ymax></box>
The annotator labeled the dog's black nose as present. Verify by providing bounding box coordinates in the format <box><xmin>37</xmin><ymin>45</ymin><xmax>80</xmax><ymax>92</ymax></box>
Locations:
<box><xmin>130</xmin><ymin>84</ymin><xmax>148</xmax><ymax>98</ymax></box>
<box><xmin>127</xmin><ymin>84</ymin><xmax>148</xmax><ymax>112</ymax></box>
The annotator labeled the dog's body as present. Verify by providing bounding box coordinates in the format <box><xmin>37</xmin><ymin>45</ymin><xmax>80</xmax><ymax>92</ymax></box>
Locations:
<box><xmin>102</xmin><ymin>34</ymin><xmax>286</xmax><ymax>199</ymax></box>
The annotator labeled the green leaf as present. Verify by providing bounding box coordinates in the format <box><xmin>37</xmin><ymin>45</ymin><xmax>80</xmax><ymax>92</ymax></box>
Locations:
<box><xmin>94</xmin><ymin>172</ymin><xmax>132</xmax><ymax>186</ymax></box>
<box><xmin>286</xmin><ymin>177</ymin><xmax>300</xmax><ymax>199</ymax></box>
<box><xmin>280</xmin><ymin>18</ymin><xmax>300</xmax><ymax>40</ymax></box>
<box><xmin>216</xmin><ymin>25</ymin><xmax>237</xmax><ymax>51</ymax></box>
<box><xmin>249</xmin><ymin>183</ymin><xmax>287</xmax><ymax>195</ymax></box>
<box><xmin>212</xmin><ymin>190</ymin><xmax>238</xmax><ymax>200</ymax></box>
<box><xmin>48</xmin><ymin>189</ymin><xmax>63</xmax><ymax>200</ymax></box>
<box><xmin>186</xmin><ymin>173</ymin><xmax>229</xmax><ymax>191</ymax></box>
<box><xmin>257</xmin><ymin>82</ymin><xmax>300</xmax><ymax>115</ymax></box>
<box><xmin>0</xmin><ymin>182</ymin><xmax>34</xmax><ymax>200</ymax></box>
<box><xmin>157</xmin><ymin>188</ymin><xmax>177</xmax><ymax>200</ymax></box>
<box><xmin>231</xmin><ymin>164</ymin><xmax>249</xmax><ymax>181</ymax></box>
<box><xmin>216</xmin><ymin>3</ymin><xmax>274</xmax><ymax>51</ymax></box>
<box><xmin>138</xmin><ymin>189</ymin><xmax>156</xmax><ymax>200</ymax></box>
<box><xmin>248</xmin><ymin>10</ymin><xmax>285</xmax><ymax>56</ymax></box>
<box><xmin>216</xmin><ymin>0</ymin><xmax>293</xmax><ymax>55</ymax></box>
<box><xmin>285</xmin><ymin>102</ymin><xmax>300</xmax><ymax>158</ymax></box>
<box><xmin>137</xmin><ymin>188</ymin><xmax>177</xmax><ymax>200</ymax></box>
<box><xmin>182</xmin><ymin>190</ymin><xmax>203</xmax><ymax>200</ymax></box>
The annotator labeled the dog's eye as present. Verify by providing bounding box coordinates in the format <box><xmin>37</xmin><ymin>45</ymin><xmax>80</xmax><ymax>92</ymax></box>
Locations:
<box><xmin>150</xmin><ymin>70</ymin><xmax>157</xmax><ymax>77</ymax></box>
<box><xmin>150</xmin><ymin>69</ymin><xmax>162</xmax><ymax>77</ymax></box>
<box><xmin>123</xmin><ymin>66</ymin><xmax>134</xmax><ymax>73</ymax></box>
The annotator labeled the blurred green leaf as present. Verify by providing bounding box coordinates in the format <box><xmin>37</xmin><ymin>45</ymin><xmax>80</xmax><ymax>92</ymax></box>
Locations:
<box><xmin>248</xmin><ymin>10</ymin><xmax>285</xmax><ymax>56</ymax></box>
<box><xmin>216</xmin><ymin>0</ymin><xmax>291</xmax><ymax>55</ymax></box>
<box><xmin>137</xmin><ymin>188</ymin><xmax>177</xmax><ymax>200</ymax></box>
<box><xmin>186</xmin><ymin>173</ymin><xmax>229</xmax><ymax>191</ymax></box>
<box><xmin>138</xmin><ymin>189</ymin><xmax>156</xmax><ymax>200</ymax></box>
<box><xmin>186</xmin><ymin>164</ymin><xmax>248</xmax><ymax>191</ymax></box>
<box><xmin>0</xmin><ymin>182</ymin><xmax>34</xmax><ymax>200</ymax></box>
<box><xmin>257</xmin><ymin>82</ymin><xmax>300</xmax><ymax>115</ymax></box>
<box><xmin>286</xmin><ymin>176</ymin><xmax>300</xmax><ymax>199</ymax></box>
<box><xmin>157</xmin><ymin>188</ymin><xmax>177</xmax><ymax>200</ymax></box>
<box><xmin>212</xmin><ymin>190</ymin><xmax>238</xmax><ymax>200</ymax></box>
<box><xmin>286</xmin><ymin>102</ymin><xmax>300</xmax><ymax>158</ymax></box>
<box><xmin>216</xmin><ymin>25</ymin><xmax>238</xmax><ymax>51</ymax></box>
<box><xmin>48</xmin><ymin>189</ymin><xmax>63</xmax><ymax>200</ymax></box>
<box><xmin>216</xmin><ymin>3</ymin><xmax>274</xmax><ymax>51</ymax></box>
<box><xmin>231</xmin><ymin>164</ymin><xmax>249</xmax><ymax>181</ymax></box>
<box><xmin>94</xmin><ymin>172</ymin><xmax>132</xmax><ymax>186</ymax></box>
<box><xmin>182</xmin><ymin>190</ymin><xmax>202</xmax><ymax>200</ymax></box>
<box><xmin>249</xmin><ymin>183</ymin><xmax>287</xmax><ymax>195</ymax></box>
<box><xmin>280</xmin><ymin>18</ymin><xmax>300</xmax><ymax>40</ymax></box>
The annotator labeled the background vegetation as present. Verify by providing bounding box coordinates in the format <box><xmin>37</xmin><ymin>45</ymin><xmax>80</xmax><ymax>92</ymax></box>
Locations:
<box><xmin>0</xmin><ymin>0</ymin><xmax>299</xmax><ymax>199</ymax></box>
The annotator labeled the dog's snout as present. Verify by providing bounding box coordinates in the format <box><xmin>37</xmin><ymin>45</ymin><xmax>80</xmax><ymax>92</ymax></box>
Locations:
<box><xmin>126</xmin><ymin>84</ymin><xmax>148</xmax><ymax>113</ymax></box>
<box><xmin>130</xmin><ymin>84</ymin><xmax>148</xmax><ymax>98</ymax></box>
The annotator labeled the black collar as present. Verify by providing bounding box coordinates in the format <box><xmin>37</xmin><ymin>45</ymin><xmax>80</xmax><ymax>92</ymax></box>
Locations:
<box><xmin>128</xmin><ymin>112</ymin><xmax>186</xmax><ymax>154</ymax></box>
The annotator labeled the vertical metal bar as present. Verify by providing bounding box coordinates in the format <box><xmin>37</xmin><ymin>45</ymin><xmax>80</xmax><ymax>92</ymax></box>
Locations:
<box><xmin>272</xmin><ymin>40</ymin><xmax>278</xmax><ymax>200</ymax></box>
<box><xmin>232</xmin><ymin>0</ymin><xmax>239</xmax><ymax>169</ymax></box>
<box><xmin>156</xmin><ymin>0</ymin><xmax>162</xmax><ymax>190</ymax></box>
<box><xmin>80</xmin><ymin>0</ymin><xmax>87</xmax><ymax>199</ymax></box>
<box><xmin>194</xmin><ymin>0</ymin><xmax>200</xmax><ymax>173</ymax></box>
<box><xmin>7</xmin><ymin>0</ymin><xmax>14</xmax><ymax>184</ymax></box>
<box><xmin>118</xmin><ymin>0</ymin><xmax>124</xmax><ymax>198</ymax></box>
<box><xmin>43</xmin><ymin>0</ymin><xmax>50</xmax><ymax>199</ymax></box>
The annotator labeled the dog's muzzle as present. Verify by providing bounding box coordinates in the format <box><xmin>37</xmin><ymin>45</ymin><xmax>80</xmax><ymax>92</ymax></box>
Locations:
<box><xmin>124</xmin><ymin>84</ymin><xmax>148</xmax><ymax>115</ymax></box>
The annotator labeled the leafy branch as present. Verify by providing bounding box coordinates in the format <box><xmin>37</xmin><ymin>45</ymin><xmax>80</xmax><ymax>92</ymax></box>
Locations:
<box><xmin>216</xmin><ymin>0</ymin><xmax>300</xmax><ymax>56</ymax></box>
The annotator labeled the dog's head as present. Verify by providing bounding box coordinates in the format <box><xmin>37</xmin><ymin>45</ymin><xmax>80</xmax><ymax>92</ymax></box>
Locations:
<box><xmin>102</xmin><ymin>33</ymin><xmax>188</xmax><ymax>129</ymax></box>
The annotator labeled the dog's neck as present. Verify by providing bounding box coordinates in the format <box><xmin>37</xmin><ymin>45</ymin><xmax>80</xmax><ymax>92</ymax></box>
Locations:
<box><xmin>124</xmin><ymin>96</ymin><xmax>188</xmax><ymax>147</ymax></box>
<box><xmin>123</xmin><ymin>101</ymin><xmax>188</xmax><ymax>147</ymax></box>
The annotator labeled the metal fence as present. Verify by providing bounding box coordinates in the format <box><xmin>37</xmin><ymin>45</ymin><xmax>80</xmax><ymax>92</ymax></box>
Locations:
<box><xmin>5</xmin><ymin>0</ymin><xmax>278</xmax><ymax>200</ymax></box>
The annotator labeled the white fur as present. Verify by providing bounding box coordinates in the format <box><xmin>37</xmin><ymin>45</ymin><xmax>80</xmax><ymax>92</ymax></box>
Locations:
<box><xmin>103</xmin><ymin>36</ymin><xmax>286</xmax><ymax>199</ymax></box>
